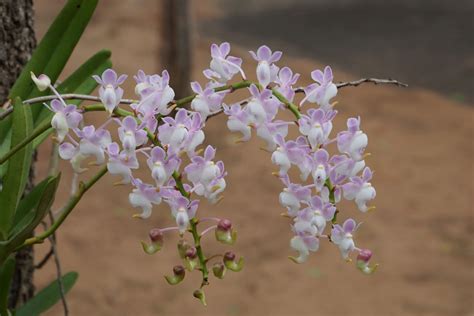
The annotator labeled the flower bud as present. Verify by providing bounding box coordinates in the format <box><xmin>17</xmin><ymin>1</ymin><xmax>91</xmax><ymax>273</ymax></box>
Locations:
<box><xmin>224</xmin><ymin>251</ymin><xmax>235</xmax><ymax>262</ymax></box>
<box><xmin>177</xmin><ymin>239</ymin><xmax>191</xmax><ymax>259</ymax></box>
<box><xmin>193</xmin><ymin>289</ymin><xmax>207</xmax><ymax>306</ymax></box>
<box><xmin>140</xmin><ymin>228</ymin><xmax>163</xmax><ymax>255</ymax></box>
<box><xmin>223</xmin><ymin>251</ymin><xmax>244</xmax><ymax>272</ymax></box>
<box><xmin>184</xmin><ymin>247</ymin><xmax>199</xmax><ymax>271</ymax></box>
<box><xmin>357</xmin><ymin>249</ymin><xmax>372</xmax><ymax>263</ymax></box>
<box><xmin>212</xmin><ymin>262</ymin><xmax>226</xmax><ymax>279</ymax></box>
<box><xmin>356</xmin><ymin>249</ymin><xmax>378</xmax><ymax>275</ymax></box>
<box><xmin>164</xmin><ymin>265</ymin><xmax>185</xmax><ymax>285</ymax></box>
<box><xmin>185</xmin><ymin>247</ymin><xmax>197</xmax><ymax>259</ymax></box>
<box><xmin>30</xmin><ymin>72</ymin><xmax>51</xmax><ymax>91</ymax></box>
<box><xmin>215</xmin><ymin>219</ymin><xmax>237</xmax><ymax>245</ymax></box>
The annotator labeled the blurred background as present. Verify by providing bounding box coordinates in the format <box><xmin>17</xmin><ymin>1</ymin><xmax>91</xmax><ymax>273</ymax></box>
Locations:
<box><xmin>32</xmin><ymin>0</ymin><xmax>473</xmax><ymax>315</ymax></box>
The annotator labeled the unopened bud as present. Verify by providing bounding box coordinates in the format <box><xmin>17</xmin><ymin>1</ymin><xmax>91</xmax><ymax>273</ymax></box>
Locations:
<box><xmin>356</xmin><ymin>249</ymin><xmax>378</xmax><ymax>275</ymax></box>
<box><xmin>223</xmin><ymin>251</ymin><xmax>244</xmax><ymax>272</ymax></box>
<box><xmin>212</xmin><ymin>262</ymin><xmax>226</xmax><ymax>279</ymax></box>
<box><xmin>165</xmin><ymin>265</ymin><xmax>185</xmax><ymax>285</ymax></box>
<box><xmin>185</xmin><ymin>247</ymin><xmax>197</xmax><ymax>259</ymax></box>
<box><xmin>177</xmin><ymin>239</ymin><xmax>191</xmax><ymax>259</ymax></box>
<box><xmin>173</xmin><ymin>265</ymin><xmax>185</xmax><ymax>276</ymax></box>
<box><xmin>193</xmin><ymin>289</ymin><xmax>207</xmax><ymax>306</ymax></box>
<box><xmin>215</xmin><ymin>219</ymin><xmax>237</xmax><ymax>245</ymax></box>
<box><xmin>357</xmin><ymin>249</ymin><xmax>372</xmax><ymax>263</ymax></box>
<box><xmin>224</xmin><ymin>251</ymin><xmax>235</xmax><ymax>261</ymax></box>
<box><xmin>149</xmin><ymin>228</ymin><xmax>164</xmax><ymax>243</ymax></box>
<box><xmin>184</xmin><ymin>247</ymin><xmax>199</xmax><ymax>271</ymax></box>
<box><xmin>217</xmin><ymin>219</ymin><xmax>232</xmax><ymax>231</ymax></box>
<box><xmin>30</xmin><ymin>72</ymin><xmax>51</xmax><ymax>91</ymax></box>
<box><xmin>140</xmin><ymin>228</ymin><xmax>164</xmax><ymax>255</ymax></box>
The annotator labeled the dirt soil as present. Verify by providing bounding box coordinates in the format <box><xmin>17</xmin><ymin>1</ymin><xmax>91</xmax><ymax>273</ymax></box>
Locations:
<box><xmin>31</xmin><ymin>1</ymin><xmax>473</xmax><ymax>315</ymax></box>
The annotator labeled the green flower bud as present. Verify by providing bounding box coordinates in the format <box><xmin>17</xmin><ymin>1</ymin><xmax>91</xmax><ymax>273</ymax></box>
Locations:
<box><xmin>164</xmin><ymin>265</ymin><xmax>185</xmax><ymax>285</ymax></box>
<box><xmin>177</xmin><ymin>239</ymin><xmax>191</xmax><ymax>259</ymax></box>
<box><xmin>215</xmin><ymin>219</ymin><xmax>237</xmax><ymax>245</ymax></box>
<box><xmin>184</xmin><ymin>247</ymin><xmax>199</xmax><ymax>271</ymax></box>
<box><xmin>140</xmin><ymin>228</ymin><xmax>163</xmax><ymax>255</ymax></box>
<box><xmin>212</xmin><ymin>262</ymin><xmax>226</xmax><ymax>279</ymax></box>
<box><xmin>356</xmin><ymin>249</ymin><xmax>378</xmax><ymax>275</ymax></box>
<box><xmin>193</xmin><ymin>289</ymin><xmax>207</xmax><ymax>306</ymax></box>
<box><xmin>223</xmin><ymin>251</ymin><xmax>244</xmax><ymax>272</ymax></box>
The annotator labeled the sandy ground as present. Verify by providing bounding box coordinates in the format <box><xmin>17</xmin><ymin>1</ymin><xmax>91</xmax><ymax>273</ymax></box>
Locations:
<box><xmin>29</xmin><ymin>1</ymin><xmax>473</xmax><ymax>315</ymax></box>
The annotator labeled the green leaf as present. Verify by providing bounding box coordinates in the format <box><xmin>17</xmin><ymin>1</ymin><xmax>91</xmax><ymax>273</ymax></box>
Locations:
<box><xmin>6</xmin><ymin>174</ymin><xmax>60</xmax><ymax>252</ymax></box>
<box><xmin>59</xmin><ymin>50</ymin><xmax>111</xmax><ymax>95</ymax></box>
<box><xmin>0</xmin><ymin>0</ymin><xmax>99</xmax><ymax>182</ymax></box>
<box><xmin>9</xmin><ymin>176</ymin><xmax>54</xmax><ymax>238</ymax></box>
<box><xmin>0</xmin><ymin>129</ymin><xmax>11</xmax><ymax>179</ymax></box>
<box><xmin>0</xmin><ymin>256</ymin><xmax>15</xmax><ymax>315</ymax></box>
<box><xmin>0</xmin><ymin>98</ymin><xmax>33</xmax><ymax>239</ymax></box>
<box><xmin>8</xmin><ymin>0</ymin><xmax>99</xmax><ymax>104</ymax></box>
<box><xmin>15</xmin><ymin>272</ymin><xmax>78</xmax><ymax>316</ymax></box>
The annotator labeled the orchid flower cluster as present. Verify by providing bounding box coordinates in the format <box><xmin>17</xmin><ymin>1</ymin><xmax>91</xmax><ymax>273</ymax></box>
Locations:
<box><xmin>31</xmin><ymin>41</ymin><xmax>378</xmax><ymax>302</ymax></box>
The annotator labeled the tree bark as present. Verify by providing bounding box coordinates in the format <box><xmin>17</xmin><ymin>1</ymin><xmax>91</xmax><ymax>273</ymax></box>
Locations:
<box><xmin>160</xmin><ymin>0</ymin><xmax>193</xmax><ymax>98</ymax></box>
<box><xmin>0</xmin><ymin>0</ymin><xmax>37</xmax><ymax>309</ymax></box>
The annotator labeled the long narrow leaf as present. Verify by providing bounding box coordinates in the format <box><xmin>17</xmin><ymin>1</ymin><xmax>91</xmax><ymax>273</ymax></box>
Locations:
<box><xmin>29</xmin><ymin>0</ymin><xmax>99</xmax><ymax>121</ymax></box>
<box><xmin>0</xmin><ymin>256</ymin><xmax>15</xmax><ymax>314</ymax></box>
<box><xmin>15</xmin><ymin>272</ymin><xmax>78</xmax><ymax>316</ymax></box>
<box><xmin>8</xmin><ymin>0</ymin><xmax>99</xmax><ymax>102</ymax></box>
<box><xmin>0</xmin><ymin>129</ymin><xmax>11</xmax><ymax>179</ymax></box>
<box><xmin>0</xmin><ymin>98</ymin><xmax>33</xmax><ymax>239</ymax></box>
<box><xmin>6</xmin><ymin>174</ymin><xmax>60</xmax><ymax>252</ymax></box>
<box><xmin>59</xmin><ymin>50</ymin><xmax>111</xmax><ymax>95</ymax></box>
<box><xmin>0</xmin><ymin>0</ymin><xmax>99</xmax><ymax>180</ymax></box>
<box><xmin>9</xmin><ymin>177</ymin><xmax>53</xmax><ymax>238</ymax></box>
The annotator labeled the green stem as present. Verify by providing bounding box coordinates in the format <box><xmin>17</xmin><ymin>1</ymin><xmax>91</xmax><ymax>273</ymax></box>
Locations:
<box><xmin>274</xmin><ymin>84</ymin><xmax>339</xmax><ymax>223</ymax></box>
<box><xmin>17</xmin><ymin>166</ymin><xmax>107</xmax><ymax>249</ymax></box>
<box><xmin>190</xmin><ymin>218</ymin><xmax>209</xmax><ymax>288</ymax></box>
<box><xmin>143</xmin><ymin>124</ymin><xmax>209</xmax><ymax>287</ymax></box>
<box><xmin>0</xmin><ymin>120</ymin><xmax>52</xmax><ymax>165</ymax></box>
<box><xmin>82</xmin><ymin>103</ymin><xmax>134</xmax><ymax>117</ymax></box>
<box><xmin>174</xmin><ymin>80</ymin><xmax>253</xmax><ymax>108</ymax></box>
<box><xmin>271</xmin><ymin>88</ymin><xmax>301</xmax><ymax>119</ymax></box>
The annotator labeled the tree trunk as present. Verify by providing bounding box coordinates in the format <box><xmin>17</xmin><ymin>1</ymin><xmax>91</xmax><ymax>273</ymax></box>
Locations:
<box><xmin>0</xmin><ymin>0</ymin><xmax>37</xmax><ymax>309</ymax></box>
<box><xmin>160</xmin><ymin>0</ymin><xmax>192</xmax><ymax>98</ymax></box>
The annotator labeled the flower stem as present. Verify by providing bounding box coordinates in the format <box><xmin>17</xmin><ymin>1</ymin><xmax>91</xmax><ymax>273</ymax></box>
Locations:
<box><xmin>271</xmin><ymin>88</ymin><xmax>301</xmax><ymax>119</ymax></box>
<box><xmin>144</xmin><ymin>124</ymin><xmax>210</xmax><ymax>288</ymax></box>
<box><xmin>190</xmin><ymin>218</ymin><xmax>209</xmax><ymax>288</ymax></box>
<box><xmin>0</xmin><ymin>120</ymin><xmax>52</xmax><ymax>165</ymax></box>
<box><xmin>200</xmin><ymin>225</ymin><xmax>217</xmax><ymax>238</ymax></box>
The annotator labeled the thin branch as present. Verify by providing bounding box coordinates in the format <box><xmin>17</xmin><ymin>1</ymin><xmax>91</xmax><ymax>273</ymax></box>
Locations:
<box><xmin>294</xmin><ymin>78</ymin><xmax>408</xmax><ymax>93</ymax></box>
<box><xmin>336</xmin><ymin>78</ymin><xmax>408</xmax><ymax>88</ymax></box>
<box><xmin>1</xmin><ymin>100</ymin><xmax>11</xmax><ymax>109</ymax></box>
<box><xmin>22</xmin><ymin>94</ymin><xmax>138</xmax><ymax>105</ymax></box>
<box><xmin>34</xmin><ymin>246</ymin><xmax>53</xmax><ymax>269</ymax></box>
<box><xmin>20</xmin><ymin>77</ymin><xmax>406</xmax><ymax>108</ymax></box>
<box><xmin>0</xmin><ymin>120</ymin><xmax>52</xmax><ymax>165</ymax></box>
<box><xmin>0</xmin><ymin>107</ymin><xmax>13</xmax><ymax>120</ymax></box>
